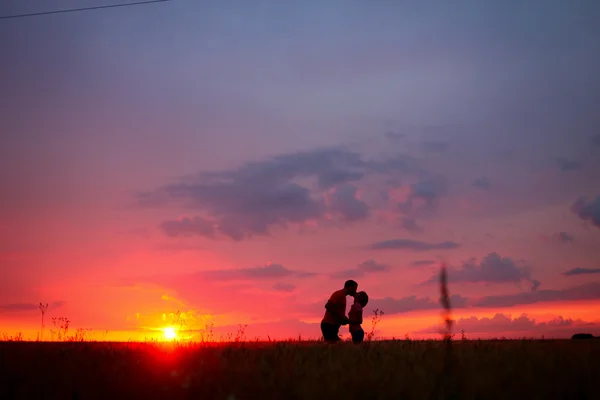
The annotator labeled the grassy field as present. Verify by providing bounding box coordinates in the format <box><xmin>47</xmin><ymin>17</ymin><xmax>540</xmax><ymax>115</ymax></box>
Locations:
<box><xmin>1</xmin><ymin>339</ymin><xmax>599</xmax><ymax>399</ymax></box>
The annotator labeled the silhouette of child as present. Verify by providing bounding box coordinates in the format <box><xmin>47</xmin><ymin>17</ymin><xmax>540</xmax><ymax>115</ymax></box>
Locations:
<box><xmin>348</xmin><ymin>291</ymin><xmax>368</xmax><ymax>343</ymax></box>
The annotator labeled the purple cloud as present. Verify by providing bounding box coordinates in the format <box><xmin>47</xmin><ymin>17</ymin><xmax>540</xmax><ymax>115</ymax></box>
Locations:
<box><xmin>330</xmin><ymin>259</ymin><xmax>390</xmax><ymax>279</ymax></box>
<box><xmin>370</xmin><ymin>239</ymin><xmax>460</xmax><ymax>251</ymax></box>
<box><xmin>327</xmin><ymin>184</ymin><xmax>369</xmax><ymax>222</ymax></box>
<box><xmin>591</xmin><ymin>134</ymin><xmax>600</xmax><ymax>147</ymax></box>
<box><xmin>410</xmin><ymin>260</ymin><xmax>437</xmax><ymax>267</ymax></box>
<box><xmin>159</xmin><ymin>216</ymin><xmax>216</xmax><ymax>238</ymax></box>
<box><xmin>562</xmin><ymin>267</ymin><xmax>600</xmax><ymax>276</ymax></box>
<box><xmin>330</xmin><ymin>269</ymin><xmax>363</xmax><ymax>279</ymax></box>
<box><xmin>425</xmin><ymin>252</ymin><xmax>540</xmax><ymax>291</ymax></box>
<box><xmin>373</xmin><ymin>283</ymin><xmax>600</xmax><ymax>315</ymax></box>
<box><xmin>140</xmin><ymin>147</ymin><xmax>413</xmax><ymax>240</ymax></box>
<box><xmin>358</xmin><ymin>259</ymin><xmax>390</xmax><ymax>273</ymax></box>
<box><xmin>555</xmin><ymin>157</ymin><xmax>582</xmax><ymax>172</ymax></box>
<box><xmin>385</xmin><ymin>131</ymin><xmax>405</xmax><ymax>141</ymax></box>
<box><xmin>421</xmin><ymin>141</ymin><xmax>450</xmax><ymax>153</ymax></box>
<box><xmin>370</xmin><ymin>294</ymin><xmax>468</xmax><ymax>315</ymax></box>
<box><xmin>555</xmin><ymin>232</ymin><xmax>574</xmax><ymax>242</ymax></box>
<box><xmin>126</xmin><ymin>264</ymin><xmax>316</xmax><ymax>286</ymax></box>
<box><xmin>318</xmin><ymin>170</ymin><xmax>365</xmax><ymax>189</ymax></box>
<box><xmin>0</xmin><ymin>301</ymin><xmax>65</xmax><ymax>313</ymax></box>
<box><xmin>397</xmin><ymin>176</ymin><xmax>447</xmax><ymax>218</ymax></box>
<box><xmin>199</xmin><ymin>263</ymin><xmax>315</xmax><ymax>281</ymax></box>
<box><xmin>272</xmin><ymin>283</ymin><xmax>296</xmax><ymax>293</ymax></box>
<box><xmin>472</xmin><ymin>177</ymin><xmax>491</xmax><ymax>189</ymax></box>
<box><xmin>473</xmin><ymin>282</ymin><xmax>600</xmax><ymax>308</ymax></box>
<box><xmin>571</xmin><ymin>196</ymin><xmax>600</xmax><ymax>228</ymax></box>
<box><xmin>400</xmin><ymin>217</ymin><xmax>423</xmax><ymax>233</ymax></box>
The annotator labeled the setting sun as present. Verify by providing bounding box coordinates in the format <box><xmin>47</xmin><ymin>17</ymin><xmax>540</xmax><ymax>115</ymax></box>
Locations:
<box><xmin>163</xmin><ymin>327</ymin><xmax>178</xmax><ymax>340</ymax></box>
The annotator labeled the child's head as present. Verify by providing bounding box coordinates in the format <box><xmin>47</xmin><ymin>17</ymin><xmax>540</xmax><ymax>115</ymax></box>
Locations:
<box><xmin>355</xmin><ymin>291</ymin><xmax>369</xmax><ymax>307</ymax></box>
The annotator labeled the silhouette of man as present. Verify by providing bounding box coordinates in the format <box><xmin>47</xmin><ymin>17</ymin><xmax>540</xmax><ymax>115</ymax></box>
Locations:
<box><xmin>321</xmin><ymin>280</ymin><xmax>358</xmax><ymax>343</ymax></box>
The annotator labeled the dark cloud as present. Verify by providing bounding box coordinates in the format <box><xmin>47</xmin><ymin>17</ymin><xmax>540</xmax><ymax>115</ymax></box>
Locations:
<box><xmin>330</xmin><ymin>259</ymin><xmax>390</xmax><ymax>279</ymax></box>
<box><xmin>397</xmin><ymin>176</ymin><xmax>447</xmax><ymax>217</ymax></box>
<box><xmin>0</xmin><ymin>301</ymin><xmax>65</xmax><ymax>313</ymax></box>
<box><xmin>421</xmin><ymin>141</ymin><xmax>450</xmax><ymax>153</ymax></box>
<box><xmin>490</xmin><ymin>147</ymin><xmax>517</xmax><ymax>162</ymax></box>
<box><xmin>409</xmin><ymin>177</ymin><xmax>447</xmax><ymax>204</ymax></box>
<box><xmin>555</xmin><ymin>157</ymin><xmax>582</xmax><ymax>172</ymax></box>
<box><xmin>373</xmin><ymin>283</ymin><xmax>600</xmax><ymax>316</ymax></box>
<box><xmin>400</xmin><ymin>217</ymin><xmax>423</xmax><ymax>233</ymax></box>
<box><xmin>385</xmin><ymin>131</ymin><xmax>405</xmax><ymax>141</ymax></box>
<box><xmin>540</xmin><ymin>231</ymin><xmax>575</xmax><ymax>244</ymax></box>
<box><xmin>318</xmin><ymin>170</ymin><xmax>364</xmax><ymax>189</ymax></box>
<box><xmin>591</xmin><ymin>134</ymin><xmax>600</xmax><ymax>147</ymax></box>
<box><xmin>200</xmin><ymin>263</ymin><xmax>315</xmax><ymax>281</ymax></box>
<box><xmin>141</xmin><ymin>147</ymin><xmax>413</xmax><ymax>240</ymax></box>
<box><xmin>159</xmin><ymin>216</ymin><xmax>216</xmax><ymax>238</ymax></box>
<box><xmin>326</xmin><ymin>184</ymin><xmax>369</xmax><ymax>222</ymax></box>
<box><xmin>272</xmin><ymin>282</ymin><xmax>296</xmax><ymax>293</ymax></box>
<box><xmin>473</xmin><ymin>282</ymin><xmax>600</xmax><ymax>308</ymax></box>
<box><xmin>358</xmin><ymin>259</ymin><xmax>390</xmax><ymax>273</ymax></box>
<box><xmin>127</xmin><ymin>264</ymin><xmax>316</xmax><ymax>285</ymax></box>
<box><xmin>410</xmin><ymin>260</ymin><xmax>437</xmax><ymax>267</ymax></box>
<box><xmin>472</xmin><ymin>177</ymin><xmax>491</xmax><ymax>189</ymax></box>
<box><xmin>370</xmin><ymin>294</ymin><xmax>468</xmax><ymax>315</ymax></box>
<box><xmin>562</xmin><ymin>267</ymin><xmax>600</xmax><ymax>276</ymax></box>
<box><xmin>571</xmin><ymin>196</ymin><xmax>600</xmax><ymax>228</ymax></box>
<box><xmin>425</xmin><ymin>252</ymin><xmax>540</xmax><ymax>291</ymax></box>
<box><xmin>555</xmin><ymin>231</ymin><xmax>574</xmax><ymax>242</ymax></box>
<box><xmin>370</xmin><ymin>238</ymin><xmax>460</xmax><ymax>251</ymax></box>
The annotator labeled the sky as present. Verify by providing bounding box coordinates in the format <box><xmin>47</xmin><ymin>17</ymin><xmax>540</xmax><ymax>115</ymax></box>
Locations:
<box><xmin>1</xmin><ymin>0</ymin><xmax>600</xmax><ymax>341</ymax></box>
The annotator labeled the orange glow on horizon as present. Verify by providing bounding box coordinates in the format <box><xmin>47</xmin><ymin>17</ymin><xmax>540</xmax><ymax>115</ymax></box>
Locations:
<box><xmin>1</xmin><ymin>299</ymin><xmax>599</xmax><ymax>342</ymax></box>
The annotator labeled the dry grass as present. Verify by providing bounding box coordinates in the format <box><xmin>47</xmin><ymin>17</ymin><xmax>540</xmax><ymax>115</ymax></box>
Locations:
<box><xmin>1</xmin><ymin>339</ymin><xmax>599</xmax><ymax>399</ymax></box>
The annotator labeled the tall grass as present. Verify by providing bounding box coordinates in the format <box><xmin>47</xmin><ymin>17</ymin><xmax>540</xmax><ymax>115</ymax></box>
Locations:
<box><xmin>2</xmin><ymin>338</ymin><xmax>598</xmax><ymax>399</ymax></box>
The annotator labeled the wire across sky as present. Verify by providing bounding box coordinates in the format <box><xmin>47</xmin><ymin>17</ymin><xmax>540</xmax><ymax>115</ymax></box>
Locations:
<box><xmin>0</xmin><ymin>0</ymin><xmax>173</xmax><ymax>20</ymax></box>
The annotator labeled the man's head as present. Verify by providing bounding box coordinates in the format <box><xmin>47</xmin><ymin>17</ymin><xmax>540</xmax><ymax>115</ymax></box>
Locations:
<box><xmin>355</xmin><ymin>291</ymin><xmax>369</xmax><ymax>307</ymax></box>
<box><xmin>343</xmin><ymin>280</ymin><xmax>358</xmax><ymax>296</ymax></box>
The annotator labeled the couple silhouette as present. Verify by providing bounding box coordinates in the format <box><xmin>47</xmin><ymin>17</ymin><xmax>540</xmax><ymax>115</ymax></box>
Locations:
<box><xmin>321</xmin><ymin>280</ymin><xmax>369</xmax><ymax>343</ymax></box>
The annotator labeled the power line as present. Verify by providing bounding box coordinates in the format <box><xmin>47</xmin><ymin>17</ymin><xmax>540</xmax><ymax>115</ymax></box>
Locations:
<box><xmin>0</xmin><ymin>0</ymin><xmax>173</xmax><ymax>20</ymax></box>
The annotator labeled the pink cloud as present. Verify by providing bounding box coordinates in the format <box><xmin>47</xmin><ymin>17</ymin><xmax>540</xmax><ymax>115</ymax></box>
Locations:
<box><xmin>419</xmin><ymin>313</ymin><xmax>600</xmax><ymax>339</ymax></box>
<box><xmin>423</xmin><ymin>252</ymin><xmax>540</xmax><ymax>291</ymax></box>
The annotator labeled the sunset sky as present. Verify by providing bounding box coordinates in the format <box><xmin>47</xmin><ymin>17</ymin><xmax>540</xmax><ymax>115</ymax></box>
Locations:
<box><xmin>1</xmin><ymin>0</ymin><xmax>600</xmax><ymax>341</ymax></box>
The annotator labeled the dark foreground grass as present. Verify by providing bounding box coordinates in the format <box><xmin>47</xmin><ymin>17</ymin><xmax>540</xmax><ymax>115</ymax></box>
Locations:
<box><xmin>1</xmin><ymin>339</ymin><xmax>599</xmax><ymax>399</ymax></box>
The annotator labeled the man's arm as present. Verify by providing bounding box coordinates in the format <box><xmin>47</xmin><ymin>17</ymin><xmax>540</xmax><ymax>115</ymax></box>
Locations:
<box><xmin>325</xmin><ymin>301</ymin><xmax>349</xmax><ymax>325</ymax></box>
